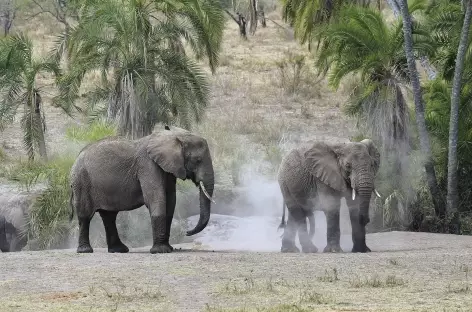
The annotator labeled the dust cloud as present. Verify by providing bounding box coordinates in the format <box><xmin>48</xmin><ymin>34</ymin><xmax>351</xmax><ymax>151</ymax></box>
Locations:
<box><xmin>186</xmin><ymin>170</ymin><xmax>355</xmax><ymax>253</ymax></box>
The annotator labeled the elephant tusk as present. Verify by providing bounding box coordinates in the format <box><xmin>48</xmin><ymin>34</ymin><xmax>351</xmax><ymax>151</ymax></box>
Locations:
<box><xmin>200</xmin><ymin>181</ymin><xmax>216</xmax><ymax>204</ymax></box>
<box><xmin>352</xmin><ymin>189</ymin><xmax>356</xmax><ymax>201</ymax></box>
<box><xmin>374</xmin><ymin>189</ymin><xmax>381</xmax><ymax>198</ymax></box>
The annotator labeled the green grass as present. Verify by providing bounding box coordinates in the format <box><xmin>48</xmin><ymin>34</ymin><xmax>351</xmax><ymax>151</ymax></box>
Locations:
<box><xmin>65</xmin><ymin>120</ymin><xmax>117</xmax><ymax>143</ymax></box>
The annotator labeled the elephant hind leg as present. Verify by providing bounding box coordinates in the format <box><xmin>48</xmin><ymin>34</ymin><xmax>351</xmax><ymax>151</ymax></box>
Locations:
<box><xmin>281</xmin><ymin>207</ymin><xmax>301</xmax><ymax>253</ymax></box>
<box><xmin>77</xmin><ymin>216</ymin><xmax>94</xmax><ymax>253</ymax></box>
<box><xmin>299</xmin><ymin>210</ymin><xmax>318</xmax><ymax>253</ymax></box>
<box><xmin>98</xmin><ymin>210</ymin><xmax>129</xmax><ymax>253</ymax></box>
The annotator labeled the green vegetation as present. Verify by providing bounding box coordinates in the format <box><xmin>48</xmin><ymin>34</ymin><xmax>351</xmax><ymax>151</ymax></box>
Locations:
<box><xmin>65</xmin><ymin>120</ymin><xmax>117</xmax><ymax>143</ymax></box>
<box><xmin>0</xmin><ymin>33</ymin><xmax>60</xmax><ymax>161</ymax></box>
<box><xmin>55</xmin><ymin>0</ymin><xmax>225</xmax><ymax>138</ymax></box>
<box><xmin>286</xmin><ymin>0</ymin><xmax>472</xmax><ymax>232</ymax></box>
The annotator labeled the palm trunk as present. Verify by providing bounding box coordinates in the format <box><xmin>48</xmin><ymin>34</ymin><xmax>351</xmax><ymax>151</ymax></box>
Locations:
<box><xmin>399</xmin><ymin>0</ymin><xmax>445</xmax><ymax>220</ymax></box>
<box><xmin>446</xmin><ymin>0</ymin><xmax>472</xmax><ymax>233</ymax></box>
<box><xmin>389</xmin><ymin>0</ymin><xmax>437</xmax><ymax>80</ymax></box>
<box><xmin>37</xmin><ymin>119</ymin><xmax>48</xmax><ymax>161</ymax></box>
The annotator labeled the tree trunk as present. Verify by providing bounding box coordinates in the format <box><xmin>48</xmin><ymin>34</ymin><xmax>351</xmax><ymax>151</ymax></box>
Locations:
<box><xmin>446</xmin><ymin>0</ymin><xmax>472</xmax><ymax>233</ymax></box>
<box><xmin>34</xmin><ymin>90</ymin><xmax>48</xmax><ymax>161</ymax></box>
<box><xmin>62</xmin><ymin>23</ymin><xmax>70</xmax><ymax>72</ymax></box>
<box><xmin>1</xmin><ymin>0</ymin><xmax>15</xmax><ymax>36</ymax></box>
<box><xmin>260</xmin><ymin>10</ymin><xmax>266</xmax><ymax>27</ymax></box>
<box><xmin>37</xmin><ymin>118</ymin><xmax>48</xmax><ymax>162</ymax></box>
<box><xmin>248</xmin><ymin>0</ymin><xmax>257</xmax><ymax>35</ymax></box>
<box><xmin>389</xmin><ymin>0</ymin><xmax>437</xmax><ymax>80</ymax></box>
<box><xmin>399</xmin><ymin>0</ymin><xmax>445</xmax><ymax>220</ymax></box>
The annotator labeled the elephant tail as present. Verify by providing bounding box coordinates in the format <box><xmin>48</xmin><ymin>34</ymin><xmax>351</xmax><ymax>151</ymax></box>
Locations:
<box><xmin>69</xmin><ymin>187</ymin><xmax>74</xmax><ymax>222</ymax></box>
<box><xmin>278</xmin><ymin>201</ymin><xmax>286</xmax><ymax>230</ymax></box>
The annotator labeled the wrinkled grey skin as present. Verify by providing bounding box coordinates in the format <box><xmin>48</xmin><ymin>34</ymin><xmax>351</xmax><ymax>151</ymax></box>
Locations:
<box><xmin>0</xmin><ymin>212</ymin><xmax>28</xmax><ymax>252</ymax></box>
<box><xmin>69</xmin><ymin>126</ymin><xmax>215</xmax><ymax>254</ymax></box>
<box><xmin>277</xmin><ymin>139</ymin><xmax>380</xmax><ymax>253</ymax></box>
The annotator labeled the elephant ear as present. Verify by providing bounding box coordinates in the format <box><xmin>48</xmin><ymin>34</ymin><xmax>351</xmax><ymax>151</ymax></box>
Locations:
<box><xmin>146</xmin><ymin>132</ymin><xmax>186</xmax><ymax>180</ymax></box>
<box><xmin>305</xmin><ymin>142</ymin><xmax>346</xmax><ymax>192</ymax></box>
<box><xmin>360</xmin><ymin>139</ymin><xmax>380</xmax><ymax>174</ymax></box>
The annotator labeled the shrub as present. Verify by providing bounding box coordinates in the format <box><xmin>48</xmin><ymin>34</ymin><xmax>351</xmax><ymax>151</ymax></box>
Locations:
<box><xmin>65</xmin><ymin>119</ymin><xmax>117</xmax><ymax>143</ymax></box>
<box><xmin>27</xmin><ymin>155</ymin><xmax>76</xmax><ymax>250</ymax></box>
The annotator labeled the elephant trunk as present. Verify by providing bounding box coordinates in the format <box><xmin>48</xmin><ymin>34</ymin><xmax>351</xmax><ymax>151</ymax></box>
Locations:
<box><xmin>356</xmin><ymin>175</ymin><xmax>374</xmax><ymax>226</ymax></box>
<box><xmin>186</xmin><ymin>161</ymin><xmax>214</xmax><ymax>236</ymax></box>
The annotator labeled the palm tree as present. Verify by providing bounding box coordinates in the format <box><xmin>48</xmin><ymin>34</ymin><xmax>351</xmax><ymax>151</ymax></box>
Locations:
<box><xmin>280</xmin><ymin>0</ymin><xmax>372</xmax><ymax>49</ymax></box>
<box><xmin>398</xmin><ymin>0</ymin><xmax>445</xmax><ymax>220</ymax></box>
<box><xmin>54</xmin><ymin>0</ymin><xmax>225</xmax><ymax>138</ymax></box>
<box><xmin>314</xmin><ymin>4</ymin><xmax>434</xmax><ymax>228</ymax></box>
<box><xmin>445</xmin><ymin>0</ymin><xmax>471</xmax><ymax>230</ymax></box>
<box><xmin>0</xmin><ymin>33</ymin><xmax>60</xmax><ymax>161</ymax></box>
<box><xmin>316</xmin><ymin>4</ymin><xmax>431</xmax><ymax>149</ymax></box>
<box><xmin>425</xmin><ymin>0</ymin><xmax>472</xmax><ymax>230</ymax></box>
<box><xmin>424</xmin><ymin>75</ymin><xmax>472</xmax><ymax>222</ymax></box>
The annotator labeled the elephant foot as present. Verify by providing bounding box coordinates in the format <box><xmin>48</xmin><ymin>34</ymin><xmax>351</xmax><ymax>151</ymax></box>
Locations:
<box><xmin>352</xmin><ymin>244</ymin><xmax>371</xmax><ymax>253</ymax></box>
<box><xmin>281</xmin><ymin>242</ymin><xmax>300</xmax><ymax>253</ymax></box>
<box><xmin>150</xmin><ymin>243</ymin><xmax>173</xmax><ymax>254</ymax></box>
<box><xmin>77</xmin><ymin>244</ymin><xmax>93</xmax><ymax>253</ymax></box>
<box><xmin>301</xmin><ymin>242</ymin><xmax>318</xmax><ymax>253</ymax></box>
<box><xmin>108</xmin><ymin>242</ymin><xmax>129</xmax><ymax>253</ymax></box>
<box><xmin>323</xmin><ymin>244</ymin><xmax>343</xmax><ymax>253</ymax></box>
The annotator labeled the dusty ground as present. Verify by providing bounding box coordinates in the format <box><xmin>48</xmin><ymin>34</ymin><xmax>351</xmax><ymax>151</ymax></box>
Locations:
<box><xmin>1</xmin><ymin>231</ymin><xmax>472</xmax><ymax>312</ymax></box>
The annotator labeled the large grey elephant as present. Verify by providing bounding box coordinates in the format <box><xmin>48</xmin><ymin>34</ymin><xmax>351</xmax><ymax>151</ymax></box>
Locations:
<box><xmin>69</xmin><ymin>126</ymin><xmax>215</xmax><ymax>254</ymax></box>
<box><xmin>277</xmin><ymin>139</ymin><xmax>381</xmax><ymax>253</ymax></box>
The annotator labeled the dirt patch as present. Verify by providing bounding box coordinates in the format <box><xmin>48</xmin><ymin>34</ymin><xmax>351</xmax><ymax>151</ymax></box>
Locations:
<box><xmin>1</xmin><ymin>232</ymin><xmax>472</xmax><ymax>312</ymax></box>
<box><xmin>40</xmin><ymin>291</ymin><xmax>87</xmax><ymax>302</ymax></box>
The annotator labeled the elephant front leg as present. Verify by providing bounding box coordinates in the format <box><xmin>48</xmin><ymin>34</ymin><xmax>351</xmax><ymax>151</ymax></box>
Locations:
<box><xmin>77</xmin><ymin>217</ymin><xmax>93</xmax><ymax>253</ymax></box>
<box><xmin>150</xmin><ymin>205</ymin><xmax>173</xmax><ymax>254</ymax></box>
<box><xmin>98</xmin><ymin>210</ymin><xmax>129</xmax><ymax>253</ymax></box>
<box><xmin>141</xmin><ymin>174</ymin><xmax>173</xmax><ymax>254</ymax></box>
<box><xmin>164</xmin><ymin>175</ymin><xmax>177</xmax><ymax>251</ymax></box>
<box><xmin>348</xmin><ymin>207</ymin><xmax>371</xmax><ymax>253</ymax></box>
<box><xmin>324</xmin><ymin>209</ymin><xmax>342</xmax><ymax>253</ymax></box>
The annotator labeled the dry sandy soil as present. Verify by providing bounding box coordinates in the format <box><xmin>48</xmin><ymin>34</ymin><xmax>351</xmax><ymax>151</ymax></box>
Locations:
<box><xmin>1</xmin><ymin>231</ymin><xmax>472</xmax><ymax>312</ymax></box>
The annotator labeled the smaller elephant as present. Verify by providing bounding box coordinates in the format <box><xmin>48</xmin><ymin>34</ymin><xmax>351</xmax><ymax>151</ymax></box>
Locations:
<box><xmin>0</xmin><ymin>214</ymin><xmax>27</xmax><ymax>252</ymax></box>
<box><xmin>69</xmin><ymin>126</ymin><xmax>215</xmax><ymax>254</ymax></box>
<box><xmin>0</xmin><ymin>195</ymin><xmax>31</xmax><ymax>252</ymax></box>
<box><xmin>277</xmin><ymin>139</ymin><xmax>381</xmax><ymax>253</ymax></box>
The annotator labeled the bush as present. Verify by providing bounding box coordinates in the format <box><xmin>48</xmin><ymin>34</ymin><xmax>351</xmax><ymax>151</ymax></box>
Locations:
<box><xmin>27</xmin><ymin>155</ymin><xmax>76</xmax><ymax>250</ymax></box>
<box><xmin>65</xmin><ymin>119</ymin><xmax>117</xmax><ymax>143</ymax></box>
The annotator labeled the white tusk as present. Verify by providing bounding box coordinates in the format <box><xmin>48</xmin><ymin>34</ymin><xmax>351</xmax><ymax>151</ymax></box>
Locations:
<box><xmin>200</xmin><ymin>181</ymin><xmax>215</xmax><ymax>204</ymax></box>
<box><xmin>374</xmin><ymin>189</ymin><xmax>381</xmax><ymax>198</ymax></box>
<box><xmin>352</xmin><ymin>189</ymin><xmax>356</xmax><ymax>201</ymax></box>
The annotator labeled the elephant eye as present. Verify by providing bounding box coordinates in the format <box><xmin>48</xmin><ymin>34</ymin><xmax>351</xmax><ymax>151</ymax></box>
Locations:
<box><xmin>196</xmin><ymin>156</ymin><xmax>202</xmax><ymax>163</ymax></box>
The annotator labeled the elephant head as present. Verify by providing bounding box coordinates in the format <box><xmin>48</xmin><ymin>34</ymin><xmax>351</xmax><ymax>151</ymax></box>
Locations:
<box><xmin>305</xmin><ymin>139</ymin><xmax>381</xmax><ymax>226</ymax></box>
<box><xmin>146</xmin><ymin>127</ymin><xmax>215</xmax><ymax>236</ymax></box>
